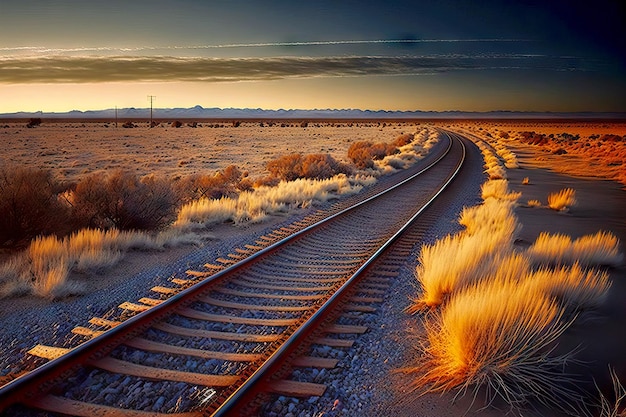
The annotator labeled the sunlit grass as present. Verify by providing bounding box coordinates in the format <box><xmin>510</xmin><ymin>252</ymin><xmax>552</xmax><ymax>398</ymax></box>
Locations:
<box><xmin>410</xmin><ymin>199</ymin><xmax>519</xmax><ymax>311</ymax></box>
<box><xmin>173</xmin><ymin>174</ymin><xmax>372</xmax><ymax>229</ymax></box>
<box><xmin>480</xmin><ymin>179</ymin><xmax>522</xmax><ymax>201</ymax></box>
<box><xmin>528</xmin><ymin>231</ymin><xmax>623</xmax><ymax>267</ymax></box>
<box><xmin>0</xmin><ymin>227</ymin><xmax>204</xmax><ymax>299</ymax></box>
<box><xmin>528</xmin><ymin>262</ymin><xmax>611</xmax><ymax>313</ymax></box>
<box><xmin>407</xmin><ymin>174</ymin><xmax>620</xmax><ymax>415</ymax></box>
<box><xmin>548</xmin><ymin>188</ymin><xmax>577</xmax><ymax>211</ymax></box>
<box><xmin>458</xmin><ymin>198</ymin><xmax>520</xmax><ymax>237</ymax></box>
<box><xmin>408</xmin><ymin>279</ymin><xmax>581</xmax><ymax>414</ymax></box>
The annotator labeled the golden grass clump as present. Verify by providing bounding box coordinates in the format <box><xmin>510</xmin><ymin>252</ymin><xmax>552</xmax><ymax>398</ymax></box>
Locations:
<box><xmin>480</xmin><ymin>179</ymin><xmax>522</xmax><ymax>201</ymax></box>
<box><xmin>527</xmin><ymin>199</ymin><xmax>542</xmax><ymax>207</ymax></box>
<box><xmin>527</xmin><ymin>231</ymin><xmax>623</xmax><ymax>267</ymax></box>
<box><xmin>174</xmin><ymin>174</ymin><xmax>369</xmax><ymax>229</ymax></box>
<box><xmin>522</xmin><ymin>177</ymin><xmax>530</xmax><ymax>185</ymax></box>
<box><xmin>547</xmin><ymin>187</ymin><xmax>577</xmax><ymax>211</ymax></box>
<box><xmin>458</xmin><ymin>198</ymin><xmax>520</xmax><ymax>238</ymax></box>
<box><xmin>408</xmin><ymin>175</ymin><xmax>617</xmax><ymax>414</ymax></box>
<box><xmin>410</xmin><ymin>229</ymin><xmax>515</xmax><ymax>312</ymax></box>
<box><xmin>528</xmin><ymin>262</ymin><xmax>611</xmax><ymax>313</ymax></box>
<box><xmin>28</xmin><ymin>235</ymin><xmax>72</xmax><ymax>298</ymax></box>
<box><xmin>411</xmin><ymin>279</ymin><xmax>580</xmax><ymax>413</ymax></box>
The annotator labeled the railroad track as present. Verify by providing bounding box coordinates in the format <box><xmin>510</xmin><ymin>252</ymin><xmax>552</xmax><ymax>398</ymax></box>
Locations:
<box><xmin>0</xmin><ymin>131</ymin><xmax>467</xmax><ymax>417</ymax></box>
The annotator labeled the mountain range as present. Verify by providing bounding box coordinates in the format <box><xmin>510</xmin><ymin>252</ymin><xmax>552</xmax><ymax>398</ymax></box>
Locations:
<box><xmin>2</xmin><ymin>106</ymin><xmax>625</xmax><ymax>120</ymax></box>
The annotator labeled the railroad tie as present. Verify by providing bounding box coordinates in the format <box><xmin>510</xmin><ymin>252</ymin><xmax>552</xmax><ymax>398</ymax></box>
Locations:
<box><xmin>71</xmin><ymin>326</ymin><xmax>104</xmax><ymax>338</ymax></box>
<box><xmin>92</xmin><ymin>357</ymin><xmax>239</xmax><ymax>386</ymax></box>
<box><xmin>172</xmin><ymin>277</ymin><xmax>200</xmax><ymax>286</ymax></box>
<box><xmin>27</xmin><ymin>395</ymin><xmax>201</xmax><ymax>417</ymax></box>
<box><xmin>150</xmin><ymin>286</ymin><xmax>178</xmax><ymax>295</ymax></box>
<box><xmin>184</xmin><ymin>270</ymin><xmax>212</xmax><ymax>278</ymax></box>
<box><xmin>268</xmin><ymin>380</ymin><xmax>327</xmax><ymax>397</ymax></box>
<box><xmin>27</xmin><ymin>345</ymin><xmax>70</xmax><ymax>360</ymax></box>
<box><xmin>118</xmin><ymin>302</ymin><xmax>150</xmax><ymax>313</ymax></box>
<box><xmin>89</xmin><ymin>317</ymin><xmax>122</xmax><ymax>328</ymax></box>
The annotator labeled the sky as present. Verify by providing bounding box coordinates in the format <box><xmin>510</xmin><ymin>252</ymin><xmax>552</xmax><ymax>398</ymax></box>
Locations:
<box><xmin>0</xmin><ymin>0</ymin><xmax>624</xmax><ymax>113</ymax></box>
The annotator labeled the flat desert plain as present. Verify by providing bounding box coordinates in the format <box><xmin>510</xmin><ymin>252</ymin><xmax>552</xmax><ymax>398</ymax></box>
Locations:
<box><xmin>0</xmin><ymin>120</ymin><xmax>625</xmax><ymax>416</ymax></box>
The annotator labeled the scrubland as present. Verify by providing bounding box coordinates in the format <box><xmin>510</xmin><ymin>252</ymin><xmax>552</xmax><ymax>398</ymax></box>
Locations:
<box><xmin>459</xmin><ymin>121</ymin><xmax>626</xmax><ymax>186</ymax></box>
<box><xmin>407</xmin><ymin>129</ymin><xmax>625</xmax><ymax>416</ymax></box>
<box><xmin>0</xmin><ymin>122</ymin><xmax>439</xmax><ymax>299</ymax></box>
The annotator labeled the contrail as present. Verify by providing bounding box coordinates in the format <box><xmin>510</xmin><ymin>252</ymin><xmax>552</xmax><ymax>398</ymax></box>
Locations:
<box><xmin>0</xmin><ymin>38</ymin><xmax>530</xmax><ymax>55</ymax></box>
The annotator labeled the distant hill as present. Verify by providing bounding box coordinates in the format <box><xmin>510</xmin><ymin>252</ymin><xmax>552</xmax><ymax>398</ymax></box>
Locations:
<box><xmin>2</xmin><ymin>106</ymin><xmax>625</xmax><ymax>120</ymax></box>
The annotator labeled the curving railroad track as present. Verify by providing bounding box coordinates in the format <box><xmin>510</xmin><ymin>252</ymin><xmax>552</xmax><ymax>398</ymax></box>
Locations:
<box><xmin>0</xmin><ymin>130</ymin><xmax>468</xmax><ymax>417</ymax></box>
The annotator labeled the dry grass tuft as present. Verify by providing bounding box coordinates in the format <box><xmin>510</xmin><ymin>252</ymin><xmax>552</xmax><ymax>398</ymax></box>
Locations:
<box><xmin>407</xmin><ymin>176</ymin><xmax>617</xmax><ymax>415</ymax></box>
<box><xmin>458</xmin><ymin>198</ymin><xmax>520</xmax><ymax>238</ymax></box>
<box><xmin>480</xmin><ymin>179</ymin><xmax>522</xmax><ymax>201</ymax></box>
<box><xmin>173</xmin><ymin>174</ymin><xmax>369</xmax><ymax>229</ymax></box>
<box><xmin>597</xmin><ymin>367</ymin><xmax>626</xmax><ymax>417</ymax></box>
<box><xmin>548</xmin><ymin>188</ymin><xmax>577</xmax><ymax>211</ymax></box>
<box><xmin>409</xmin><ymin>279</ymin><xmax>581</xmax><ymax>414</ymax></box>
<box><xmin>527</xmin><ymin>231</ymin><xmax>623</xmax><ymax>267</ymax></box>
<box><xmin>522</xmin><ymin>177</ymin><xmax>530</xmax><ymax>185</ymax></box>
<box><xmin>529</xmin><ymin>262</ymin><xmax>611</xmax><ymax>313</ymax></box>
<box><xmin>527</xmin><ymin>199</ymin><xmax>542</xmax><ymax>208</ymax></box>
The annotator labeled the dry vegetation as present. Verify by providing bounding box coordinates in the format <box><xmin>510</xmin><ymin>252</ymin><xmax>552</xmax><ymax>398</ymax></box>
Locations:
<box><xmin>0</xmin><ymin>123</ymin><xmax>440</xmax><ymax>299</ymax></box>
<box><xmin>461</xmin><ymin>121</ymin><xmax>626</xmax><ymax>186</ymax></box>
<box><xmin>407</xmin><ymin>161</ymin><xmax>622</xmax><ymax>414</ymax></box>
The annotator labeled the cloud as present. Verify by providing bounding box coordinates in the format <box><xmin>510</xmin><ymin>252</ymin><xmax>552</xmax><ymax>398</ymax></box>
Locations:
<box><xmin>0</xmin><ymin>54</ymin><xmax>585</xmax><ymax>84</ymax></box>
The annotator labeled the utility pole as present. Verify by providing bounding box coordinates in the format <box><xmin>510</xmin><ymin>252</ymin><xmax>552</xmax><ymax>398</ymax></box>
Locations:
<box><xmin>147</xmin><ymin>95</ymin><xmax>156</xmax><ymax>127</ymax></box>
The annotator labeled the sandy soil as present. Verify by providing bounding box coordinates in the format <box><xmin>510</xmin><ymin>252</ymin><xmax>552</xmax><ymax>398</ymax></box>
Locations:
<box><xmin>0</xmin><ymin>121</ymin><xmax>420</xmax><ymax>181</ymax></box>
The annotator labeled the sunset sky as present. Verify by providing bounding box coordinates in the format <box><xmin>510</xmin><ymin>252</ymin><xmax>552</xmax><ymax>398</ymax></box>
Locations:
<box><xmin>1</xmin><ymin>0</ymin><xmax>624</xmax><ymax>113</ymax></box>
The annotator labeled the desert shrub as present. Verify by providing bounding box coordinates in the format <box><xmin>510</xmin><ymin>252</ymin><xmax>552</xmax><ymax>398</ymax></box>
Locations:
<box><xmin>267</xmin><ymin>154</ymin><xmax>302</xmax><ymax>181</ymax></box>
<box><xmin>26</xmin><ymin>118</ymin><xmax>42</xmax><ymax>128</ymax></box>
<box><xmin>267</xmin><ymin>153</ymin><xmax>351</xmax><ymax>181</ymax></box>
<box><xmin>0</xmin><ymin>166</ymin><xmax>69</xmax><ymax>246</ymax></box>
<box><xmin>547</xmin><ymin>188</ymin><xmax>577</xmax><ymax>211</ymax></box>
<box><xmin>175</xmin><ymin>165</ymin><xmax>245</xmax><ymax>203</ymax></box>
<box><xmin>393</xmin><ymin>133</ymin><xmax>414</xmax><ymax>147</ymax></box>
<box><xmin>122</xmin><ymin>121</ymin><xmax>135</xmax><ymax>128</ymax></box>
<box><xmin>347</xmin><ymin>141</ymin><xmax>398</xmax><ymax>169</ymax></box>
<box><xmin>71</xmin><ymin>170</ymin><xmax>176</xmax><ymax>230</ymax></box>
<box><xmin>409</xmin><ymin>279</ymin><xmax>581</xmax><ymax>414</ymax></box>
<box><xmin>171</xmin><ymin>120</ymin><xmax>182</xmax><ymax>128</ymax></box>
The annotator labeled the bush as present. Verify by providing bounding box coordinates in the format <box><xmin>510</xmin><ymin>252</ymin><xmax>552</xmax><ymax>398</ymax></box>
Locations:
<box><xmin>410</xmin><ymin>278</ymin><xmax>580</xmax><ymax>414</ymax></box>
<box><xmin>267</xmin><ymin>154</ymin><xmax>352</xmax><ymax>181</ymax></box>
<box><xmin>71</xmin><ymin>170</ymin><xmax>176</xmax><ymax>230</ymax></box>
<box><xmin>26</xmin><ymin>118</ymin><xmax>42</xmax><ymax>128</ymax></box>
<box><xmin>347</xmin><ymin>141</ymin><xmax>398</xmax><ymax>169</ymax></box>
<box><xmin>0</xmin><ymin>166</ymin><xmax>69</xmax><ymax>246</ymax></box>
<box><xmin>393</xmin><ymin>133</ymin><xmax>414</xmax><ymax>147</ymax></box>
<box><xmin>174</xmin><ymin>165</ymin><xmax>244</xmax><ymax>203</ymax></box>
<box><xmin>547</xmin><ymin>188</ymin><xmax>577</xmax><ymax>211</ymax></box>
<box><xmin>171</xmin><ymin>120</ymin><xmax>182</xmax><ymax>128</ymax></box>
